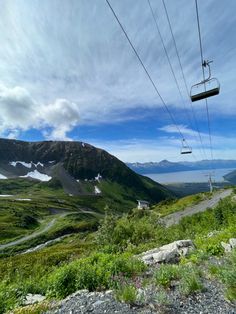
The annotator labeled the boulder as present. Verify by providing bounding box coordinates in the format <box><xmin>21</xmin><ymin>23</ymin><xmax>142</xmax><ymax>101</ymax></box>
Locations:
<box><xmin>221</xmin><ymin>238</ymin><xmax>236</xmax><ymax>253</ymax></box>
<box><xmin>152</xmin><ymin>248</ymin><xmax>179</xmax><ymax>263</ymax></box>
<box><xmin>229</xmin><ymin>238</ymin><xmax>236</xmax><ymax>249</ymax></box>
<box><xmin>24</xmin><ymin>294</ymin><xmax>46</xmax><ymax>305</ymax></box>
<box><xmin>139</xmin><ymin>239</ymin><xmax>195</xmax><ymax>265</ymax></box>
<box><xmin>221</xmin><ymin>241</ymin><xmax>232</xmax><ymax>253</ymax></box>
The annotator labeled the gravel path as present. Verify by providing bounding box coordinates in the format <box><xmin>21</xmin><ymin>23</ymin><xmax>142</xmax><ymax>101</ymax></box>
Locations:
<box><xmin>162</xmin><ymin>189</ymin><xmax>232</xmax><ymax>227</ymax></box>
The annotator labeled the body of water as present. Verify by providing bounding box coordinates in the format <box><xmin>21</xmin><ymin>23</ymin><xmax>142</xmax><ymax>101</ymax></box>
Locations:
<box><xmin>146</xmin><ymin>168</ymin><xmax>235</xmax><ymax>184</ymax></box>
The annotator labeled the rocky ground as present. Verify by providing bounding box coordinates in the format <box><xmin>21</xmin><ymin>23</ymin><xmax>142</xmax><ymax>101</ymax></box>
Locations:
<box><xmin>24</xmin><ymin>239</ymin><xmax>236</xmax><ymax>314</ymax></box>
<box><xmin>46</xmin><ymin>281</ymin><xmax>235</xmax><ymax>314</ymax></box>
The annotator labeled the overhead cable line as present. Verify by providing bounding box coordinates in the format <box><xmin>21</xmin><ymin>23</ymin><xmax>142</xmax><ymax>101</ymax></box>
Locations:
<box><xmin>105</xmin><ymin>0</ymin><xmax>193</xmax><ymax>152</ymax></box>
<box><xmin>195</xmin><ymin>0</ymin><xmax>214</xmax><ymax>168</ymax></box>
<box><xmin>161</xmin><ymin>0</ymin><xmax>208</xmax><ymax>161</ymax></box>
<box><xmin>147</xmin><ymin>0</ymin><xmax>206</xmax><ymax>161</ymax></box>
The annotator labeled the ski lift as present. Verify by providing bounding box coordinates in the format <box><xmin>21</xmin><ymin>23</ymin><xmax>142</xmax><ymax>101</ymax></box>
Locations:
<box><xmin>190</xmin><ymin>60</ymin><xmax>220</xmax><ymax>102</ymax></box>
<box><xmin>181</xmin><ymin>139</ymin><xmax>192</xmax><ymax>154</ymax></box>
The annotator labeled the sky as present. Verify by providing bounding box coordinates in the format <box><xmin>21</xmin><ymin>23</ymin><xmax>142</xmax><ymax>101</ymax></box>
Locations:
<box><xmin>0</xmin><ymin>0</ymin><xmax>236</xmax><ymax>162</ymax></box>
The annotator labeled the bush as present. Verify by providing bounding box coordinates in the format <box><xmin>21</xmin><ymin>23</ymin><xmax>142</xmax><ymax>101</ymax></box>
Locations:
<box><xmin>155</xmin><ymin>265</ymin><xmax>179</xmax><ymax>288</ymax></box>
<box><xmin>0</xmin><ymin>282</ymin><xmax>26</xmax><ymax>314</ymax></box>
<box><xmin>218</xmin><ymin>250</ymin><xmax>236</xmax><ymax>301</ymax></box>
<box><xmin>205</xmin><ymin>243</ymin><xmax>224</xmax><ymax>256</ymax></box>
<box><xmin>12</xmin><ymin>302</ymin><xmax>52</xmax><ymax>314</ymax></box>
<box><xmin>115</xmin><ymin>284</ymin><xmax>138</xmax><ymax>304</ymax></box>
<box><xmin>47</xmin><ymin>264</ymin><xmax>77</xmax><ymax>298</ymax></box>
<box><xmin>179</xmin><ymin>266</ymin><xmax>204</xmax><ymax>296</ymax></box>
<box><xmin>47</xmin><ymin>253</ymin><xmax>146</xmax><ymax>299</ymax></box>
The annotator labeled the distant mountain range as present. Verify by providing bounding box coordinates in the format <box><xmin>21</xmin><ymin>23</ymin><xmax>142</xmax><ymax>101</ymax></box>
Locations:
<box><xmin>0</xmin><ymin>139</ymin><xmax>173</xmax><ymax>205</ymax></box>
<box><xmin>127</xmin><ymin>159</ymin><xmax>236</xmax><ymax>175</ymax></box>
<box><xmin>224</xmin><ymin>169</ymin><xmax>236</xmax><ymax>184</ymax></box>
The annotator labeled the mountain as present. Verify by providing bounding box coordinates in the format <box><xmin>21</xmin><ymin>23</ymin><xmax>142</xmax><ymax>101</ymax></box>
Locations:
<box><xmin>223</xmin><ymin>169</ymin><xmax>236</xmax><ymax>184</ymax></box>
<box><xmin>127</xmin><ymin>159</ymin><xmax>236</xmax><ymax>174</ymax></box>
<box><xmin>0</xmin><ymin>138</ymin><xmax>173</xmax><ymax>207</ymax></box>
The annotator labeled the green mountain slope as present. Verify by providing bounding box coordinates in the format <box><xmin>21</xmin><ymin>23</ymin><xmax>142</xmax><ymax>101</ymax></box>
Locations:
<box><xmin>0</xmin><ymin>138</ymin><xmax>173</xmax><ymax>205</ymax></box>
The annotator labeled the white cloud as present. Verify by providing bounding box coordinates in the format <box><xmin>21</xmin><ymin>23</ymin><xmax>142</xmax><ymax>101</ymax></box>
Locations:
<box><xmin>0</xmin><ymin>85</ymin><xmax>79</xmax><ymax>140</ymax></box>
<box><xmin>87</xmin><ymin>124</ymin><xmax>236</xmax><ymax>163</ymax></box>
<box><xmin>0</xmin><ymin>0</ymin><xmax>235</xmax><ymax>129</ymax></box>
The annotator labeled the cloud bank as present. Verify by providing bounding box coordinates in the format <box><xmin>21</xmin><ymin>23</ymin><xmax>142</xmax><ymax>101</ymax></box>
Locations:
<box><xmin>0</xmin><ymin>85</ymin><xmax>79</xmax><ymax>140</ymax></box>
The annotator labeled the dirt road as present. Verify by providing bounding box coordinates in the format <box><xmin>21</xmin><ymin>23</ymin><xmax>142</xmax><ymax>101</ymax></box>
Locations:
<box><xmin>162</xmin><ymin>189</ymin><xmax>232</xmax><ymax>227</ymax></box>
<box><xmin>0</xmin><ymin>212</ymin><xmax>72</xmax><ymax>251</ymax></box>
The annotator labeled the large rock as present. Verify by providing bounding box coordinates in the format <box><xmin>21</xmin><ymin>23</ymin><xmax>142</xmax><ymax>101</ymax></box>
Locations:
<box><xmin>221</xmin><ymin>238</ymin><xmax>236</xmax><ymax>253</ymax></box>
<box><xmin>139</xmin><ymin>239</ymin><xmax>195</xmax><ymax>265</ymax></box>
<box><xmin>221</xmin><ymin>241</ymin><xmax>232</xmax><ymax>253</ymax></box>
<box><xmin>23</xmin><ymin>293</ymin><xmax>46</xmax><ymax>305</ymax></box>
<box><xmin>229</xmin><ymin>238</ymin><xmax>236</xmax><ymax>249</ymax></box>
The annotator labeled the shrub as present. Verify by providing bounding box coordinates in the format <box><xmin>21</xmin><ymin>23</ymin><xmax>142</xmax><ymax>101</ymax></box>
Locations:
<box><xmin>0</xmin><ymin>282</ymin><xmax>26</xmax><ymax>314</ymax></box>
<box><xmin>218</xmin><ymin>256</ymin><xmax>236</xmax><ymax>301</ymax></box>
<box><xmin>115</xmin><ymin>284</ymin><xmax>138</xmax><ymax>304</ymax></box>
<box><xmin>47</xmin><ymin>253</ymin><xmax>146</xmax><ymax>299</ymax></box>
<box><xmin>12</xmin><ymin>301</ymin><xmax>52</xmax><ymax>314</ymax></box>
<box><xmin>155</xmin><ymin>265</ymin><xmax>179</xmax><ymax>288</ymax></box>
<box><xmin>154</xmin><ymin>289</ymin><xmax>170</xmax><ymax>306</ymax></box>
<box><xmin>47</xmin><ymin>264</ymin><xmax>77</xmax><ymax>298</ymax></box>
<box><xmin>179</xmin><ymin>266</ymin><xmax>204</xmax><ymax>296</ymax></box>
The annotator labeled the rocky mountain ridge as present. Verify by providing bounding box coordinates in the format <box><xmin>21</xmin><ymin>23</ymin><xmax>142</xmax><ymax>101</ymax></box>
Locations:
<box><xmin>0</xmin><ymin>138</ymin><xmax>172</xmax><ymax>202</ymax></box>
<box><xmin>127</xmin><ymin>159</ymin><xmax>236</xmax><ymax>174</ymax></box>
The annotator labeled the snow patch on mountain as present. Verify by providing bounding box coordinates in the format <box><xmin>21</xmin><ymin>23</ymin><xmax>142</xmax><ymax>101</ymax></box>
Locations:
<box><xmin>95</xmin><ymin>173</ymin><xmax>102</xmax><ymax>182</ymax></box>
<box><xmin>94</xmin><ymin>186</ymin><xmax>101</xmax><ymax>194</ymax></box>
<box><xmin>10</xmin><ymin>161</ymin><xmax>32</xmax><ymax>168</ymax></box>
<box><xmin>20</xmin><ymin>170</ymin><xmax>51</xmax><ymax>182</ymax></box>
<box><xmin>10</xmin><ymin>161</ymin><xmax>44</xmax><ymax>168</ymax></box>
<box><xmin>0</xmin><ymin>173</ymin><xmax>7</xmax><ymax>179</ymax></box>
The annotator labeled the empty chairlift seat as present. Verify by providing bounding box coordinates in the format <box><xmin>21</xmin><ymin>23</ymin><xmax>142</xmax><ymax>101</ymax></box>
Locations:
<box><xmin>181</xmin><ymin>139</ymin><xmax>192</xmax><ymax>154</ymax></box>
<box><xmin>190</xmin><ymin>78</ymin><xmax>220</xmax><ymax>102</ymax></box>
<box><xmin>190</xmin><ymin>60</ymin><xmax>220</xmax><ymax>102</ymax></box>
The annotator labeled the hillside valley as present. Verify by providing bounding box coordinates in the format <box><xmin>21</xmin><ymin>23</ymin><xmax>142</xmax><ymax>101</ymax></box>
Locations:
<box><xmin>0</xmin><ymin>139</ymin><xmax>235</xmax><ymax>314</ymax></box>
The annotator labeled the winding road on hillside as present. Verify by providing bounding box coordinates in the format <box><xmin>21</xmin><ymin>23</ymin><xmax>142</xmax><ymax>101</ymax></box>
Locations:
<box><xmin>162</xmin><ymin>189</ymin><xmax>233</xmax><ymax>227</ymax></box>
<box><xmin>0</xmin><ymin>190</ymin><xmax>232</xmax><ymax>252</ymax></box>
<box><xmin>0</xmin><ymin>211</ymin><xmax>75</xmax><ymax>251</ymax></box>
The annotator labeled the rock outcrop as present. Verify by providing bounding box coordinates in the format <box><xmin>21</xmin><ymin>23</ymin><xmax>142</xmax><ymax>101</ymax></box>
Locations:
<box><xmin>221</xmin><ymin>238</ymin><xmax>236</xmax><ymax>253</ymax></box>
<box><xmin>139</xmin><ymin>240</ymin><xmax>195</xmax><ymax>265</ymax></box>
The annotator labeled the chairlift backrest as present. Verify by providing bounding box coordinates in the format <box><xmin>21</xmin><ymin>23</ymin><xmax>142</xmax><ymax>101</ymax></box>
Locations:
<box><xmin>190</xmin><ymin>78</ymin><xmax>220</xmax><ymax>102</ymax></box>
<box><xmin>181</xmin><ymin>139</ymin><xmax>192</xmax><ymax>154</ymax></box>
<box><xmin>190</xmin><ymin>60</ymin><xmax>220</xmax><ymax>102</ymax></box>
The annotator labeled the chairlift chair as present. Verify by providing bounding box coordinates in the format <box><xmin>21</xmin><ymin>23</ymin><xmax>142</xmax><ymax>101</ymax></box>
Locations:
<box><xmin>190</xmin><ymin>60</ymin><xmax>220</xmax><ymax>102</ymax></box>
<box><xmin>181</xmin><ymin>139</ymin><xmax>192</xmax><ymax>154</ymax></box>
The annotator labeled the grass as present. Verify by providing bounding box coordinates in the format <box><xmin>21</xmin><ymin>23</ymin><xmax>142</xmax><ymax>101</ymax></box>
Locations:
<box><xmin>11</xmin><ymin>301</ymin><xmax>53</xmax><ymax>314</ymax></box>
<box><xmin>207</xmin><ymin>249</ymin><xmax>236</xmax><ymax>302</ymax></box>
<box><xmin>115</xmin><ymin>284</ymin><xmax>138</xmax><ymax>304</ymax></box>
<box><xmin>0</xmin><ymin>184</ymin><xmax>235</xmax><ymax>313</ymax></box>
<box><xmin>153</xmin><ymin>192</ymin><xmax>209</xmax><ymax>217</ymax></box>
<box><xmin>179</xmin><ymin>266</ymin><xmax>204</xmax><ymax>296</ymax></box>
<box><xmin>154</xmin><ymin>264</ymin><xmax>204</xmax><ymax>296</ymax></box>
<box><xmin>155</xmin><ymin>264</ymin><xmax>179</xmax><ymax>288</ymax></box>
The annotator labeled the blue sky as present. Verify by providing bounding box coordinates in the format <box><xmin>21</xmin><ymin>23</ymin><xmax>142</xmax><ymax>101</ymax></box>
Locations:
<box><xmin>0</xmin><ymin>0</ymin><xmax>236</xmax><ymax>162</ymax></box>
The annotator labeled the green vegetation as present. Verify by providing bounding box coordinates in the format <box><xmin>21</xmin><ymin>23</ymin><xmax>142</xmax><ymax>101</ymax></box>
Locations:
<box><xmin>47</xmin><ymin>253</ymin><xmax>145</xmax><ymax>298</ymax></box>
<box><xmin>154</xmin><ymin>264</ymin><xmax>204</xmax><ymax>296</ymax></box>
<box><xmin>95</xmin><ymin>193</ymin><xmax>236</xmax><ymax>254</ymax></box>
<box><xmin>179</xmin><ymin>266</ymin><xmax>204</xmax><ymax>296</ymax></box>
<box><xmin>153</xmin><ymin>192</ymin><xmax>208</xmax><ymax>217</ymax></box>
<box><xmin>115</xmin><ymin>284</ymin><xmax>138</xmax><ymax>304</ymax></box>
<box><xmin>208</xmin><ymin>249</ymin><xmax>236</xmax><ymax>301</ymax></box>
<box><xmin>0</xmin><ymin>186</ymin><xmax>235</xmax><ymax>313</ymax></box>
<box><xmin>155</xmin><ymin>264</ymin><xmax>179</xmax><ymax>288</ymax></box>
<box><xmin>12</xmin><ymin>302</ymin><xmax>52</xmax><ymax>314</ymax></box>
